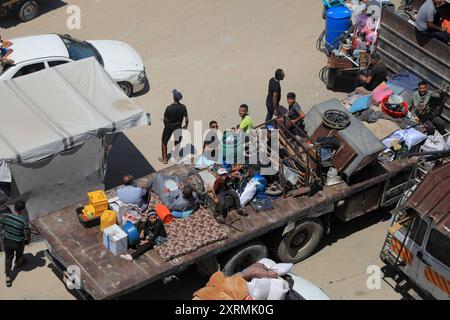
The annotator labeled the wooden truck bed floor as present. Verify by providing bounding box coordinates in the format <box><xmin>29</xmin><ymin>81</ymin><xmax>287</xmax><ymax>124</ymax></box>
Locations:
<box><xmin>34</xmin><ymin>160</ymin><xmax>415</xmax><ymax>300</ymax></box>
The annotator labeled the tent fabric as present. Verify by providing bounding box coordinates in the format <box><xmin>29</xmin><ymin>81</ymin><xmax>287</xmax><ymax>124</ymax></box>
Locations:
<box><xmin>9</xmin><ymin>136</ymin><xmax>104</xmax><ymax>221</ymax></box>
<box><xmin>0</xmin><ymin>57</ymin><xmax>149</xmax><ymax>165</ymax></box>
<box><xmin>304</xmin><ymin>99</ymin><xmax>385</xmax><ymax>177</ymax></box>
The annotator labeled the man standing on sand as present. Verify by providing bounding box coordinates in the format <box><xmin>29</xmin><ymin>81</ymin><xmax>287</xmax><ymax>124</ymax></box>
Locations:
<box><xmin>1</xmin><ymin>200</ymin><xmax>30</xmax><ymax>287</ymax></box>
<box><xmin>160</xmin><ymin>89</ymin><xmax>189</xmax><ymax>164</ymax></box>
<box><xmin>265</xmin><ymin>69</ymin><xmax>285</xmax><ymax>122</ymax></box>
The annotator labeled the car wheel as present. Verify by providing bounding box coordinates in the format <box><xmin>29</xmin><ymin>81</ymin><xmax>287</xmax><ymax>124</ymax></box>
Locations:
<box><xmin>274</xmin><ymin>219</ymin><xmax>323</xmax><ymax>263</ymax></box>
<box><xmin>118</xmin><ymin>82</ymin><xmax>133</xmax><ymax>97</ymax></box>
<box><xmin>220</xmin><ymin>242</ymin><xmax>268</xmax><ymax>276</ymax></box>
<box><xmin>18</xmin><ymin>1</ymin><xmax>38</xmax><ymax>22</ymax></box>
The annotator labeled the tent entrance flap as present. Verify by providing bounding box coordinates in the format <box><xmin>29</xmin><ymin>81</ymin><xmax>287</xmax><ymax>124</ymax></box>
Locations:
<box><xmin>9</xmin><ymin>136</ymin><xmax>104</xmax><ymax>221</ymax></box>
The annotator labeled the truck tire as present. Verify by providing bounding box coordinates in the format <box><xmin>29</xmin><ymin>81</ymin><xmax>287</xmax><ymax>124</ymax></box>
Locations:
<box><xmin>275</xmin><ymin>219</ymin><xmax>323</xmax><ymax>263</ymax></box>
<box><xmin>220</xmin><ymin>242</ymin><xmax>268</xmax><ymax>276</ymax></box>
<box><xmin>18</xmin><ymin>1</ymin><xmax>38</xmax><ymax>22</ymax></box>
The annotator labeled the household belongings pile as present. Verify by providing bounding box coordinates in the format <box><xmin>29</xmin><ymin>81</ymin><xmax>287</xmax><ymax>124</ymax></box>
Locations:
<box><xmin>148</xmin><ymin>193</ymin><xmax>228</xmax><ymax>262</ymax></box>
<box><xmin>326</xmin><ymin>0</ymin><xmax>391</xmax><ymax>70</ymax></box>
<box><xmin>342</xmin><ymin>72</ymin><xmax>450</xmax><ymax>163</ymax></box>
<box><xmin>193</xmin><ymin>259</ymin><xmax>294</xmax><ymax>300</ymax></box>
<box><xmin>304</xmin><ymin>99</ymin><xmax>386</xmax><ymax>179</ymax></box>
<box><xmin>82</xmin><ymin>181</ymin><xmax>229</xmax><ymax>261</ymax></box>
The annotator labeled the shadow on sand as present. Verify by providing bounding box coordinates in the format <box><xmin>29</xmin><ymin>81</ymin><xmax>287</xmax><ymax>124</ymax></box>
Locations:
<box><xmin>104</xmin><ymin>132</ymin><xmax>155</xmax><ymax>190</ymax></box>
<box><xmin>9</xmin><ymin>250</ymin><xmax>46</xmax><ymax>283</ymax></box>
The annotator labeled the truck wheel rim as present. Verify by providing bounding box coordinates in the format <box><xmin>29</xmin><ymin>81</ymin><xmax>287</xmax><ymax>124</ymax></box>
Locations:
<box><xmin>23</xmin><ymin>5</ymin><xmax>36</xmax><ymax>19</ymax></box>
<box><xmin>290</xmin><ymin>229</ymin><xmax>311</xmax><ymax>250</ymax></box>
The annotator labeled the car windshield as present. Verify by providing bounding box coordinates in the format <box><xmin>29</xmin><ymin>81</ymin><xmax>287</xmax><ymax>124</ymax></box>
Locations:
<box><xmin>59</xmin><ymin>35</ymin><xmax>104</xmax><ymax>66</ymax></box>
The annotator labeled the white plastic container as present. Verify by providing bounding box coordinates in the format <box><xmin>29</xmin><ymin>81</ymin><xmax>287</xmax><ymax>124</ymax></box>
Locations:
<box><xmin>103</xmin><ymin>224</ymin><xmax>128</xmax><ymax>256</ymax></box>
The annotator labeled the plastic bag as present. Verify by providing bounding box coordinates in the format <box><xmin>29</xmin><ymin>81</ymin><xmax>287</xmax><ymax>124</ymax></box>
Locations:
<box><xmin>421</xmin><ymin>132</ymin><xmax>446</xmax><ymax>152</ymax></box>
<box><xmin>258</xmin><ymin>258</ymin><xmax>276</xmax><ymax>270</ymax></box>
<box><xmin>267</xmin><ymin>279</ymin><xmax>290</xmax><ymax>301</ymax></box>
<box><xmin>270</xmin><ymin>263</ymin><xmax>293</xmax><ymax>276</ymax></box>
<box><xmin>404</xmin><ymin>128</ymin><xmax>427</xmax><ymax>150</ymax></box>
<box><xmin>240</xmin><ymin>182</ymin><xmax>257</xmax><ymax>207</ymax></box>
<box><xmin>247</xmin><ymin>278</ymin><xmax>271</xmax><ymax>300</ymax></box>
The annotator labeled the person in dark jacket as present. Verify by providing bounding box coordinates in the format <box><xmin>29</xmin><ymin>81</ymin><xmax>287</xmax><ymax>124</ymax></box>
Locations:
<box><xmin>0</xmin><ymin>200</ymin><xmax>30</xmax><ymax>287</ymax></box>
<box><xmin>159</xmin><ymin>89</ymin><xmax>189</xmax><ymax>164</ymax></box>
<box><xmin>120</xmin><ymin>212</ymin><xmax>167</xmax><ymax>260</ymax></box>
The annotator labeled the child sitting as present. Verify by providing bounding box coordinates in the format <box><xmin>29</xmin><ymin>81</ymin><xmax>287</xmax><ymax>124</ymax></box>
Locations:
<box><xmin>120</xmin><ymin>211</ymin><xmax>167</xmax><ymax>261</ymax></box>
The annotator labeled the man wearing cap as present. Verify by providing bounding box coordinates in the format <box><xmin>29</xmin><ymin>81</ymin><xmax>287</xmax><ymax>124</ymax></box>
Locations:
<box><xmin>356</xmin><ymin>52</ymin><xmax>387</xmax><ymax>94</ymax></box>
<box><xmin>211</xmin><ymin>168</ymin><xmax>246</xmax><ymax>223</ymax></box>
<box><xmin>415</xmin><ymin>0</ymin><xmax>450</xmax><ymax>44</ymax></box>
<box><xmin>160</xmin><ymin>89</ymin><xmax>189</xmax><ymax>164</ymax></box>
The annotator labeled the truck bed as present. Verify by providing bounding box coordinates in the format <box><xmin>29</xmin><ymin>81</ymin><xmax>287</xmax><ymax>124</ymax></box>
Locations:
<box><xmin>34</xmin><ymin>160</ymin><xmax>415</xmax><ymax>300</ymax></box>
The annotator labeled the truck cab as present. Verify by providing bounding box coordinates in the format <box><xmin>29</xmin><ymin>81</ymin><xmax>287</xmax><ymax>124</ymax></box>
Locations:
<box><xmin>380</xmin><ymin>162</ymin><xmax>450</xmax><ymax>300</ymax></box>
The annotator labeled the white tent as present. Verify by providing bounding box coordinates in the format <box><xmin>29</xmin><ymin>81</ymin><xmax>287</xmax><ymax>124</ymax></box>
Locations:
<box><xmin>0</xmin><ymin>58</ymin><xmax>150</xmax><ymax>220</ymax></box>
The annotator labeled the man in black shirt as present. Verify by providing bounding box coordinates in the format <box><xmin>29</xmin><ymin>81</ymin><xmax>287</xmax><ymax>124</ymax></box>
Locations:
<box><xmin>160</xmin><ymin>89</ymin><xmax>189</xmax><ymax>164</ymax></box>
<box><xmin>266</xmin><ymin>69</ymin><xmax>285</xmax><ymax>122</ymax></box>
<box><xmin>356</xmin><ymin>52</ymin><xmax>387</xmax><ymax>93</ymax></box>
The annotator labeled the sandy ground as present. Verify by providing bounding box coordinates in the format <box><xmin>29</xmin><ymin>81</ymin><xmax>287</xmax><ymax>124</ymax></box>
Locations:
<box><xmin>1</xmin><ymin>0</ymin><xmax>343</xmax><ymax>171</ymax></box>
<box><xmin>0</xmin><ymin>0</ymin><xmax>404</xmax><ymax>300</ymax></box>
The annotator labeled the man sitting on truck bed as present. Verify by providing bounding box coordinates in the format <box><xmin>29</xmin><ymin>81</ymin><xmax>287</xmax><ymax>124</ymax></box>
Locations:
<box><xmin>415</xmin><ymin>0</ymin><xmax>450</xmax><ymax>44</ymax></box>
<box><xmin>149</xmin><ymin>174</ymin><xmax>199</xmax><ymax>214</ymax></box>
<box><xmin>117</xmin><ymin>175</ymin><xmax>149</xmax><ymax>211</ymax></box>
<box><xmin>356</xmin><ymin>52</ymin><xmax>387</xmax><ymax>94</ymax></box>
<box><xmin>212</xmin><ymin>168</ymin><xmax>246</xmax><ymax>223</ymax></box>
<box><xmin>411</xmin><ymin>80</ymin><xmax>447</xmax><ymax>135</ymax></box>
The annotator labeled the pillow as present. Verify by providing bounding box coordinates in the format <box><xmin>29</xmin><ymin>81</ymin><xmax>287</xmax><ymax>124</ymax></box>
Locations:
<box><xmin>349</xmin><ymin>96</ymin><xmax>371</xmax><ymax>113</ymax></box>
<box><xmin>372</xmin><ymin>82</ymin><xmax>393</xmax><ymax>104</ymax></box>
<box><xmin>172</xmin><ymin>209</ymin><xmax>194</xmax><ymax>219</ymax></box>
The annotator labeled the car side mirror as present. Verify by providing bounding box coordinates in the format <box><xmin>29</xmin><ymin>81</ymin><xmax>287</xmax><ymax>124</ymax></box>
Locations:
<box><xmin>416</xmin><ymin>251</ymin><xmax>423</xmax><ymax>259</ymax></box>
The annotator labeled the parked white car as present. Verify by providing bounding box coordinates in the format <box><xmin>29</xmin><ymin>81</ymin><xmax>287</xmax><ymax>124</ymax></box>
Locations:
<box><xmin>0</xmin><ymin>34</ymin><xmax>147</xmax><ymax>96</ymax></box>
<box><xmin>288</xmin><ymin>272</ymin><xmax>331</xmax><ymax>300</ymax></box>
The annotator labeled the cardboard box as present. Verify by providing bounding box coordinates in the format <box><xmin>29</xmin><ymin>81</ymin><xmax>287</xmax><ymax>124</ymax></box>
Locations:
<box><xmin>103</xmin><ymin>225</ymin><xmax>128</xmax><ymax>256</ymax></box>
